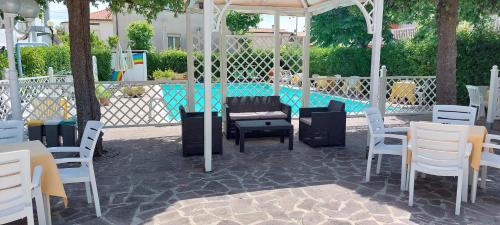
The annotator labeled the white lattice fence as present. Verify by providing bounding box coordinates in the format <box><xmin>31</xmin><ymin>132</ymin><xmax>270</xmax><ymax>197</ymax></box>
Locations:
<box><xmin>99</xmin><ymin>81</ymin><xmax>186</xmax><ymax>127</ymax></box>
<box><xmin>0</xmin><ymin>80</ymin><xmax>187</xmax><ymax>127</ymax></box>
<box><xmin>309</xmin><ymin>76</ymin><xmax>371</xmax><ymax>117</ymax></box>
<box><xmin>20</xmin><ymin>82</ymin><xmax>77</xmax><ymax>121</ymax></box>
<box><xmin>0</xmin><ymin>81</ymin><xmax>10</xmax><ymax>120</ymax></box>
<box><xmin>225</xmin><ymin>35</ymin><xmax>274</xmax><ymax>97</ymax></box>
<box><xmin>280</xmin><ymin>36</ymin><xmax>304</xmax><ymax>116</ymax></box>
<box><xmin>382</xmin><ymin>76</ymin><xmax>436</xmax><ymax>115</ymax></box>
<box><xmin>192</xmin><ymin>31</ymin><xmax>221</xmax><ymax>112</ymax></box>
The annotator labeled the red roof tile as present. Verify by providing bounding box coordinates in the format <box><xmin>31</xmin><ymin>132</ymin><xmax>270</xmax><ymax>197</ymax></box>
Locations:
<box><xmin>90</xmin><ymin>9</ymin><xmax>112</xmax><ymax>21</ymax></box>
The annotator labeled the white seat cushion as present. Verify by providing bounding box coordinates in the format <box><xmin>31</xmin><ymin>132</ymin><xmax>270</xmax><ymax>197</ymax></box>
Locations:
<box><xmin>59</xmin><ymin>167</ymin><xmax>90</xmax><ymax>184</ymax></box>
<box><xmin>299</xmin><ymin>117</ymin><xmax>312</xmax><ymax>126</ymax></box>
<box><xmin>255</xmin><ymin>111</ymin><xmax>287</xmax><ymax>119</ymax></box>
<box><xmin>230</xmin><ymin>112</ymin><xmax>260</xmax><ymax>120</ymax></box>
<box><xmin>230</xmin><ymin>111</ymin><xmax>287</xmax><ymax>120</ymax></box>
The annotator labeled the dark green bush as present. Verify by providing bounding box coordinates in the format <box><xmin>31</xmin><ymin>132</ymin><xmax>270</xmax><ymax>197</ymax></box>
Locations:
<box><xmin>19</xmin><ymin>47</ymin><xmax>46</xmax><ymax>77</ymax></box>
<box><xmin>0</xmin><ymin>52</ymin><xmax>8</xmax><ymax>78</ymax></box>
<box><xmin>160</xmin><ymin>50</ymin><xmax>187</xmax><ymax>73</ymax></box>
<box><xmin>44</xmin><ymin>45</ymin><xmax>71</xmax><ymax>73</ymax></box>
<box><xmin>127</xmin><ymin>21</ymin><xmax>154</xmax><ymax>51</ymax></box>
<box><xmin>456</xmin><ymin>30</ymin><xmax>500</xmax><ymax>104</ymax></box>
<box><xmin>92</xmin><ymin>48</ymin><xmax>113</xmax><ymax>81</ymax></box>
<box><xmin>147</xmin><ymin>50</ymin><xmax>188</xmax><ymax>80</ymax></box>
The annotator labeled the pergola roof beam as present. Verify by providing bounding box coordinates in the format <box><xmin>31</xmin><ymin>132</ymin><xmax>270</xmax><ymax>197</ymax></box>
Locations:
<box><xmin>186</xmin><ymin>0</ymin><xmax>364</xmax><ymax>15</ymax></box>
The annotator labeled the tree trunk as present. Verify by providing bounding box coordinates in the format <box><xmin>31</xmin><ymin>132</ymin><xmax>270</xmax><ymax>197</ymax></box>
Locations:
<box><xmin>67</xmin><ymin>0</ymin><xmax>103</xmax><ymax>155</ymax></box>
<box><xmin>436</xmin><ymin>0</ymin><xmax>459</xmax><ymax>104</ymax></box>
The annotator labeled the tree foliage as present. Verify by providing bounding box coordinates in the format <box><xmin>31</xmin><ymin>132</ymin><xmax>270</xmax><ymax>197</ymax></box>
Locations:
<box><xmin>311</xmin><ymin>6</ymin><xmax>393</xmax><ymax>47</ymax></box>
<box><xmin>127</xmin><ymin>21</ymin><xmax>154</xmax><ymax>51</ymax></box>
<box><xmin>226</xmin><ymin>11</ymin><xmax>261</xmax><ymax>34</ymax></box>
<box><xmin>107</xmin><ymin>35</ymin><xmax>120</xmax><ymax>49</ymax></box>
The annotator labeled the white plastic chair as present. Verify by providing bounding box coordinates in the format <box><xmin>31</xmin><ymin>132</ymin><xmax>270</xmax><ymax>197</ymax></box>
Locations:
<box><xmin>0</xmin><ymin>150</ymin><xmax>44</xmax><ymax>225</ymax></box>
<box><xmin>432</xmin><ymin>105</ymin><xmax>477</xmax><ymax>125</ymax></box>
<box><xmin>346</xmin><ymin>76</ymin><xmax>361</xmax><ymax>96</ymax></box>
<box><xmin>0</xmin><ymin>120</ymin><xmax>24</xmax><ymax>144</ymax></box>
<box><xmin>466</xmin><ymin>85</ymin><xmax>486</xmax><ymax>118</ymax></box>
<box><xmin>408</xmin><ymin>122</ymin><xmax>472</xmax><ymax>215</ymax></box>
<box><xmin>48</xmin><ymin>121</ymin><xmax>104</xmax><ymax>217</ymax></box>
<box><xmin>31</xmin><ymin>166</ymin><xmax>46</xmax><ymax>225</ymax></box>
<box><xmin>471</xmin><ymin>134</ymin><xmax>500</xmax><ymax>203</ymax></box>
<box><xmin>364</xmin><ymin>107</ymin><xmax>408</xmax><ymax>191</ymax></box>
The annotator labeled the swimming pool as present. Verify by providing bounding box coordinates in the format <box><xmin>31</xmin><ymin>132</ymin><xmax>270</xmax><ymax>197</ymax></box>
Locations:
<box><xmin>161</xmin><ymin>82</ymin><xmax>387</xmax><ymax>121</ymax></box>
<box><xmin>163</xmin><ymin>83</ymin><xmax>394</xmax><ymax>121</ymax></box>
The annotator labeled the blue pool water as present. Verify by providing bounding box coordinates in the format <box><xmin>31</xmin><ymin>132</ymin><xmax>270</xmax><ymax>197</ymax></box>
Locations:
<box><xmin>162</xmin><ymin>83</ymin><xmax>379</xmax><ymax>121</ymax></box>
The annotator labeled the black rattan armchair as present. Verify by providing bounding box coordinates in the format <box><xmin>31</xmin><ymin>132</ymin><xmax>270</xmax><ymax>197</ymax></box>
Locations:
<box><xmin>179</xmin><ymin>106</ymin><xmax>223</xmax><ymax>157</ymax></box>
<box><xmin>298</xmin><ymin>100</ymin><xmax>346</xmax><ymax>147</ymax></box>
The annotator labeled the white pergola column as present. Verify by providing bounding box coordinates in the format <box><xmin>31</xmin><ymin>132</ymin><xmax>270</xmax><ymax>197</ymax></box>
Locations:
<box><xmin>369</xmin><ymin>0</ymin><xmax>384</xmax><ymax>107</ymax></box>
<box><xmin>220</xmin><ymin>12</ymin><xmax>228</xmax><ymax>129</ymax></box>
<box><xmin>302</xmin><ymin>12</ymin><xmax>312</xmax><ymax>107</ymax></box>
<box><xmin>273</xmin><ymin>13</ymin><xmax>281</xmax><ymax>96</ymax></box>
<box><xmin>203</xmin><ymin>0</ymin><xmax>213</xmax><ymax>172</ymax></box>
<box><xmin>186</xmin><ymin>9</ymin><xmax>195</xmax><ymax>112</ymax></box>
<box><xmin>4</xmin><ymin>14</ymin><xmax>22</xmax><ymax>120</ymax></box>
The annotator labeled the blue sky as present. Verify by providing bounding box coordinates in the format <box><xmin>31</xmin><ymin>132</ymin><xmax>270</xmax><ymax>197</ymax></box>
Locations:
<box><xmin>48</xmin><ymin>2</ymin><xmax>305</xmax><ymax>32</ymax></box>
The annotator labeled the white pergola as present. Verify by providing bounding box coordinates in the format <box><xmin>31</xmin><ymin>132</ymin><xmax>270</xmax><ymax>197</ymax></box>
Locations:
<box><xmin>185</xmin><ymin>0</ymin><xmax>385</xmax><ymax>172</ymax></box>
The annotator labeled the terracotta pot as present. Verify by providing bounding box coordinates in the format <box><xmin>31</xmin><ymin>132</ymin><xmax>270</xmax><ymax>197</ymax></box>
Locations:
<box><xmin>99</xmin><ymin>97</ymin><xmax>111</xmax><ymax>106</ymax></box>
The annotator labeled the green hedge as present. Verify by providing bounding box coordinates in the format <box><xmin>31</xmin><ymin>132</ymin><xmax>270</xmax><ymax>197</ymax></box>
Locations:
<box><xmin>19</xmin><ymin>47</ymin><xmax>47</xmax><ymax>77</ymax></box>
<box><xmin>0</xmin><ymin>45</ymin><xmax>114</xmax><ymax>81</ymax></box>
<box><xmin>2</xmin><ymin>29</ymin><xmax>498</xmax><ymax>103</ymax></box>
<box><xmin>0</xmin><ymin>53</ymin><xmax>8</xmax><ymax>79</ymax></box>
<box><xmin>147</xmin><ymin>50</ymin><xmax>187</xmax><ymax>80</ymax></box>
<box><xmin>44</xmin><ymin>46</ymin><xmax>71</xmax><ymax>74</ymax></box>
<box><xmin>92</xmin><ymin>48</ymin><xmax>113</xmax><ymax>81</ymax></box>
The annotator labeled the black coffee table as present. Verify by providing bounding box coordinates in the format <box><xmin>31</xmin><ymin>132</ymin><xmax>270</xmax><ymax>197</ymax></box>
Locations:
<box><xmin>234</xmin><ymin>119</ymin><xmax>293</xmax><ymax>153</ymax></box>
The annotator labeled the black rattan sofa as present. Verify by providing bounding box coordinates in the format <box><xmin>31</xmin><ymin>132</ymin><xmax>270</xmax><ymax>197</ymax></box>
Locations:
<box><xmin>298</xmin><ymin>100</ymin><xmax>346</xmax><ymax>147</ymax></box>
<box><xmin>179</xmin><ymin>106</ymin><xmax>223</xmax><ymax>157</ymax></box>
<box><xmin>224</xmin><ymin>96</ymin><xmax>291</xmax><ymax>139</ymax></box>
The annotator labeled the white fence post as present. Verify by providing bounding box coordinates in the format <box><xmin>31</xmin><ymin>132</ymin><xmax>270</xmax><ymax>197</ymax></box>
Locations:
<box><xmin>487</xmin><ymin>65</ymin><xmax>499</xmax><ymax>129</ymax></box>
<box><xmin>378</xmin><ymin>66</ymin><xmax>387</xmax><ymax>115</ymax></box>
<box><xmin>47</xmin><ymin>67</ymin><xmax>54</xmax><ymax>82</ymax></box>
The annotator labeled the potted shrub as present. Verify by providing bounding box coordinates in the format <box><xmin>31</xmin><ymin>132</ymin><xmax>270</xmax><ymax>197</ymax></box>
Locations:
<box><xmin>95</xmin><ymin>84</ymin><xmax>112</xmax><ymax>106</ymax></box>
<box><xmin>152</xmin><ymin>69</ymin><xmax>175</xmax><ymax>81</ymax></box>
<box><xmin>122</xmin><ymin>85</ymin><xmax>146</xmax><ymax>98</ymax></box>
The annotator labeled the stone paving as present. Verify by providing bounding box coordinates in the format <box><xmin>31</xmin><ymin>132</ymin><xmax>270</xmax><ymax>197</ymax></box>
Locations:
<box><xmin>20</xmin><ymin>116</ymin><xmax>500</xmax><ymax>224</ymax></box>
